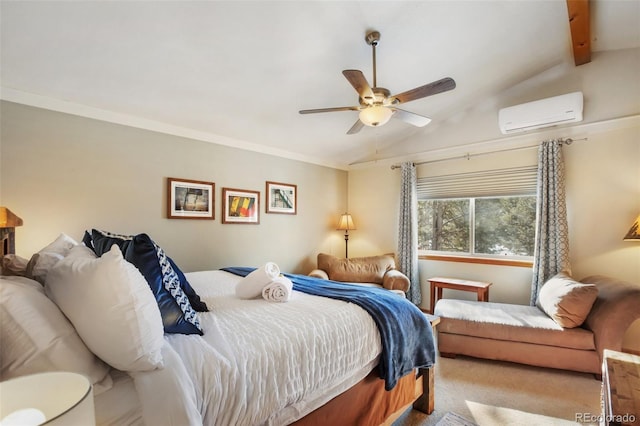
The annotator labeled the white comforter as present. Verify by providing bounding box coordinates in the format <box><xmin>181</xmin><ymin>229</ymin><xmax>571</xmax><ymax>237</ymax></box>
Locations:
<box><xmin>155</xmin><ymin>270</ymin><xmax>382</xmax><ymax>426</ymax></box>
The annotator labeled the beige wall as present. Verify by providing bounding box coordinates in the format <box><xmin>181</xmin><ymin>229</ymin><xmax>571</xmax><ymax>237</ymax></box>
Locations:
<box><xmin>565</xmin><ymin>126</ymin><xmax>640</xmax><ymax>282</ymax></box>
<box><xmin>348</xmin><ymin>150</ymin><xmax>540</xmax><ymax>307</ymax></box>
<box><xmin>2</xmin><ymin>101</ymin><xmax>639</xmax><ymax>351</ymax></box>
<box><xmin>348</xmin><ymin>121</ymin><xmax>640</xmax><ymax>350</ymax></box>
<box><xmin>0</xmin><ymin>101</ymin><xmax>347</xmax><ymax>274</ymax></box>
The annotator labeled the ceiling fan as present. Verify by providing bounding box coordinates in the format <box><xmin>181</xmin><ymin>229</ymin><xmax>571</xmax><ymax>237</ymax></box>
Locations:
<box><xmin>299</xmin><ymin>31</ymin><xmax>456</xmax><ymax>134</ymax></box>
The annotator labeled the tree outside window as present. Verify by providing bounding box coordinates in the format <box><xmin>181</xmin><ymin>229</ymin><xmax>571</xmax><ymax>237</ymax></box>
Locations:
<box><xmin>418</xmin><ymin>196</ymin><xmax>536</xmax><ymax>257</ymax></box>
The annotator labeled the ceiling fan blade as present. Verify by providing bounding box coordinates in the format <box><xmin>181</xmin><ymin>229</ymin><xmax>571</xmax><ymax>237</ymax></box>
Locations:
<box><xmin>391</xmin><ymin>77</ymin><xmax>456</xmax><ymax>104</ymax></box>
<box><xmin>392</xmin><ymin>108</ymin><xmax>432</xmax><ymax>127</ymax></box>
<box><xmin>342</xmin><ymin>70</ymin><xmax>375</xmax><ymax>102</ymax></box>
<box><xmin>346</xmin><ymin>119</ymin><xmax>365</xmax><ymax>135</ymax></box>
<box><xmin>299</xmin><ymin>106</ymin><xmax>359</xmax><ymax>114</ymax></box>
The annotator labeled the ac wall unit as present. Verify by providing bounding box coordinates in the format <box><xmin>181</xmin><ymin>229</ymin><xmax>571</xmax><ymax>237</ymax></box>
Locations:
<box><xmin>498</xmin><ymin>92</ymin><xmax>583</xmax><ymax>134</ymax></box>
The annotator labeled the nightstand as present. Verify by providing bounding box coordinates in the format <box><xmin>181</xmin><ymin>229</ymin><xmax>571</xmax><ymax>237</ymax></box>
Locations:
<box><xmin>601</xmin><ymin>349</ymin><xmax>639</xmax><ymax>426</ymax></box>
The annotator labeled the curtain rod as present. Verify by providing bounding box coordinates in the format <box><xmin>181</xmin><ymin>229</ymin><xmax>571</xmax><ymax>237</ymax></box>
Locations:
<box><xmin>390</xmin><ymin>137</ymin><xmax>587</xmax><ymax>170</ymax></box>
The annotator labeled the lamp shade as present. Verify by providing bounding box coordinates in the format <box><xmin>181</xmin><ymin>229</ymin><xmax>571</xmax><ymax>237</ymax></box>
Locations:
<box><xmin>623</xmin><ymin>214</ymin><xmax>640</xmax><ymax>241</ymax></box>
<box><xmin>0</xmin><ymin>372</ymin><xmax>95</xmax><ymax>426</ymax></box>
<box><xmin>359</xmin><ymin>105</ymin><xmax>393</xmax><ymax>127</ymax></box>
<box><xmin>337</xmin><ymin>213</ymin><xmax>356</xmax><ymax>231</ymax></box>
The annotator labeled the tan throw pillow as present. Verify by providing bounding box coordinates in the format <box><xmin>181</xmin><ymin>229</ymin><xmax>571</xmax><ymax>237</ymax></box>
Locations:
<box><xmin>536</xmin><ymin>272</ymin><xmax>598</xmax><ymax>328</ymax></box>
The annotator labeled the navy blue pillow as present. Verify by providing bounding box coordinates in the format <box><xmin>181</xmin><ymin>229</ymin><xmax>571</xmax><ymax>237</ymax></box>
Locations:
<box><xmin>88</xmin><ymin>229</ymin><xmax>208</xmax><ymax>312</ymax></box>
<box><xmin>167</xmin><ymin>257</ymin><xmax>208</xmax><ymax>311</ymax></box>
<box><xmin>88</xmin><ymin>229</ymin><xmax>204</xmax><ymax>335</ymax></box>
<box><xmin>82</xmin><ymin>230</ymin><xmax>93</xmax><ymax>248</ymax></box>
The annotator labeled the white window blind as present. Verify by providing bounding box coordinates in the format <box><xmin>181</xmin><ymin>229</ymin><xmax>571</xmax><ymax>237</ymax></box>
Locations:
<box><xmin>417</xmin><ymin>166</ymin><xmax>538</xmax><ymax>199</ymax></box>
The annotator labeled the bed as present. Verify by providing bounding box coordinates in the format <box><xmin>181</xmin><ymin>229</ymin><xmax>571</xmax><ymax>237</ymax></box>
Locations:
<box><xmin>0</xmin><ymin>223</ymin><xmax>436</xmax><ymax>425</ymax></box>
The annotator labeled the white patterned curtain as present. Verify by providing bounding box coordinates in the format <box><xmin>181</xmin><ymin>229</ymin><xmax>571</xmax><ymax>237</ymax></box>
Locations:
<box><xmin>397</xmin><ymin>162</ymin><xmax>420</xmax><ymax>305</ymax></box>
<box><xmin>530</xmin><ymin>140</ymin><xmax>571</xmax><ymax>305</ymax></box>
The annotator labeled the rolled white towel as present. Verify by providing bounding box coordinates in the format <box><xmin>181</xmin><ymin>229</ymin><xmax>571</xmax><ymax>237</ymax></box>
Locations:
<box><xmin>262</xmin><ymin>276</ymin><xmax>293</xmax><ymax>303</ymax></box>
<box><xmin>235</xmin><ymin>262</ymin><xmax>280</xmax><ymax>299</ymax></box>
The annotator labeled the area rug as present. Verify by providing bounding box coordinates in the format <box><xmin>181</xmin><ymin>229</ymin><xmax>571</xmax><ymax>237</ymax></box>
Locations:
<box><xmin>435</xmin><ymin>412</ymin><xmax>478</xmax><ymax>426</ymax></box>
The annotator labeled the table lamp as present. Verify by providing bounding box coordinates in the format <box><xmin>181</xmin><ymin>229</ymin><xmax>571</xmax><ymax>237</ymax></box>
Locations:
<box><xmin>0</xmin><ymin>372</ymin><xmax>95</xmax><ymax>426</ymax></box>
<box><xmin>623</xmin><ymin>214</ymin><xmax>640</xmax><ymax>241</ymax></box>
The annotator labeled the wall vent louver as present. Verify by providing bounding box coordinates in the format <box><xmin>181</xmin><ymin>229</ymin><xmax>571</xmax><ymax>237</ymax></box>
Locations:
<box><xmin>498</xmin><ymin>92</ymin><xmax>584</xmax><ymax>134</ymax></box>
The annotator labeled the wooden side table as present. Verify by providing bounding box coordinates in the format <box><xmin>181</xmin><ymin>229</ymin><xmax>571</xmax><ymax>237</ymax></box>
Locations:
<box><xmin>601</xmin><ymin>349</ymin><xmax>639</xmax><ymax>426</ymax></box>
<box><xmin>428</xmin><ymin>277</ymin><xmax>492</xmax><ymax>314</ymax></box>
<box><xmin>414</xmin><ymin>313</ymin><xmax>440</xmax><ymax>415</ymax></box>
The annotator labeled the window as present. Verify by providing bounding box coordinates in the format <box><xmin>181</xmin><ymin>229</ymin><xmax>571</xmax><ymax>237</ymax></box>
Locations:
<box><xmin>418</xmin><ymin>196</ymin><xmax>536</xmax><ymax>257</ymax></box>
<box><xmin>415</xmin><ymin>165</ymin><xmax>538</xmax><ymax>259</ymax></box>
<box><xmin>418</xmin><ymin>198</ymin><xmax>469</xmax><ymax>253</ymax></box>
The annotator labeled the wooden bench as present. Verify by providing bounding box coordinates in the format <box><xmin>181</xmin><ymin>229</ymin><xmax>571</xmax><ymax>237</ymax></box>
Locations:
<box><xmin>428</xmin><ymin>277</ymin><xmax>492</xmax><ymax>314</ymax></box>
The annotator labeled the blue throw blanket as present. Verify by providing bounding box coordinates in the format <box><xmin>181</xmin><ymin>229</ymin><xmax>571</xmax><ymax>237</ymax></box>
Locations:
<box><xmin>222</xmin><ymin>267</ymin><xmax>436</xmax><ymax>390</ymax></box>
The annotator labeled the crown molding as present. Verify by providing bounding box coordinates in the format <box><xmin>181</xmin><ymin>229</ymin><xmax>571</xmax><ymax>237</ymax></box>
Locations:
<box><xmin>0</xmin><ymin>87</ymin><xmax>349</xmax><ymax>171</ymax></box>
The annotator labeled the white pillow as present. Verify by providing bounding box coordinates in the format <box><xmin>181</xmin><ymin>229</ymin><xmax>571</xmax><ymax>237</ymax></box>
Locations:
<box><xmin>30</xmin><ymin>233</ymin><xmax>78</xmax><ymax>284</ymax></box>
<box><xmin>0</xmin><ymin>276</ymin><xmax>112</xmax><ymax>392</ymax></box>
<box><xmin>46</xmin><ymin>245</ymin><xmax>165</xmax><ymax>372</ymax></box>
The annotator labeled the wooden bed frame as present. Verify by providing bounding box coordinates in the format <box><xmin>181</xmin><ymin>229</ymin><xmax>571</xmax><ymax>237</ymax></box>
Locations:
<box><xmin>295</xmin><ymin>310</ymin><xmax>437</xmax><ymax>424</ymax></box>
<box><xmin>0</xmin><ymin>207</ymin><xmax>22</xmax><ymax>257</ymax></box>
<box><xmin>293</xmin><ymin>367</ymin><xmax>433</xmax><ymax>425</ymax></box>
<box><xmin>0</xmin><ymin>209</ymin><xmax>435</xmax><ymax>425</ymax></box>
<box><xmin>0</xmin><ymin>227</ymin><xmax>13</xmax><ymax>257</ymax></box>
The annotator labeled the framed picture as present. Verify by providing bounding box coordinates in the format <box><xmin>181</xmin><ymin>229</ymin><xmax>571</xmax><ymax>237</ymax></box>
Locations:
<box><xmin>167</xmin><ymin>177</ymin><xmax>215</xmax><ymax>220</ymax></box>
<box><xmin>266</xmin><ymin>181</ymin><xmax>297</xmax><ymax>215</ymax></box>
<box><xmin>222</xmin><ymin>188</ymin><xmax>260</xmax><ymax>224</ymax></box>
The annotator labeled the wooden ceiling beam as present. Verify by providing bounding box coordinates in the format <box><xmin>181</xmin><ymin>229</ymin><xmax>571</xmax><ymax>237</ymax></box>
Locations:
<box><xmin>566</xmin><ymin>0</ymin><xmax>591</xmax><ymax>66</ymax></box>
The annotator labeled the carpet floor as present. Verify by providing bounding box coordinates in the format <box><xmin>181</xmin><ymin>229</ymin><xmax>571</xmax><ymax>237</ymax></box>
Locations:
<box><xmin>393</xmin><ymin>354</ymin><xmax>602</xmax><ymax>426</ymax></box>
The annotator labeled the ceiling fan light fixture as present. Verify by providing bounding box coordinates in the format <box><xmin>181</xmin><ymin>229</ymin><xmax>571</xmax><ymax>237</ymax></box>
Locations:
<box><xmin>299</xmin><ymin>31</ymin><xmax>455</xmax><ymax>134</ymax></box>
<box><xmin>359</xmin><ymin>105</ymin><xmax>393</xmax><ymax>127</ymax></box>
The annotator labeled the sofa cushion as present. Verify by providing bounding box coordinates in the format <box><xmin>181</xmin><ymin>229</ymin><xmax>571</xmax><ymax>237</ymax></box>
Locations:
<box><xmin>317</xmin><ymin>253</ymin><xmax>395</xmax><ymax>284</ymax></box>
<box><xmin>435</xmin><ymin>299</ymin><xmax>595</xmax><ymax>351</ymax></box>
<box><xmin>536</xmin><ymin>272</ymin><xmax>598</xmax><ymax>328</ymax></box>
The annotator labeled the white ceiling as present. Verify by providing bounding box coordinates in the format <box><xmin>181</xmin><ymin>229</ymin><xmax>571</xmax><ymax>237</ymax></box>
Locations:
<box><xmin>1</xmin><ymin>1</ymin><xmax>639</xmax><ymax>169</ymax></box>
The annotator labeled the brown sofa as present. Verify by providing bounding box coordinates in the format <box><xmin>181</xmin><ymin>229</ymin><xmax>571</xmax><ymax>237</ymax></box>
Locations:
<box><xmin>434</xmin><ymin>275</ymin><xmax>640</xmax><ymax>377</ymax></box>
<box><xmin>308</xmin><ymin>253</ymin><xmax>410</xmax><ymax>296</ymax></box>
